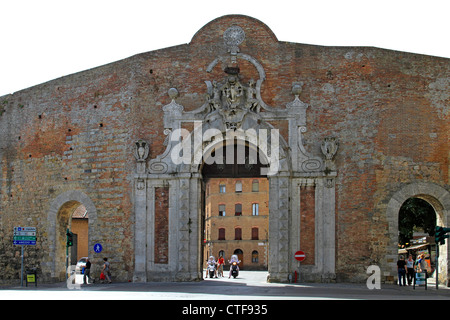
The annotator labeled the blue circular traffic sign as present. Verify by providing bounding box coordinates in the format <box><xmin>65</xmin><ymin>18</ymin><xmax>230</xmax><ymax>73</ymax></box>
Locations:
<box><xmin>94</xmin><ymin>243</ymin><xmax>103</xmax><ymax>253</ymax></box>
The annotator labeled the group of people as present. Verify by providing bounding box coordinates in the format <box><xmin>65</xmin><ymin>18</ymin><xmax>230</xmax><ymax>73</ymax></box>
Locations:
<box><xmin>397</xmin><ymin>254</ymin><xmax>428</xmax><ymax>286</ymax></box>
<box><xmin>82</xmin><ymin>257</ymin><xmax>112</xmax><ymax>284</ymax></box>
<box><xmin>206</xmin><ymin>255</ymin><xmax>240</xmax><ymax>279</ymax></box>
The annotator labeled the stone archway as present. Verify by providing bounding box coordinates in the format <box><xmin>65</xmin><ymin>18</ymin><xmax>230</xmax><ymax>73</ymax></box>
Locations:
<box><xmin>386</xmin><ymin>182</ymin><xmax>450</xmax><ymax>285</ymax></box>
<box><xmin>46</xmin><ymin>190</ymin><xmax>97</xmax><ymax>282</ymax></box>
<box><xmin>133</xmin><ymin>23</ymin><xmax>338</xmax><ymax>282</ymax></box>
<box><xmin>133</xmin><ymin>86</ymin><xmax>338</xmax><ymax>282</ymax></box>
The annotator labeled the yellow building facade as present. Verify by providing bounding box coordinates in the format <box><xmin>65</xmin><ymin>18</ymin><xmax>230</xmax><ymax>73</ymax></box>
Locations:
<box><xmin>204</xmin><ymin>177</ymin><xmax>269</xmax><ymax>270</ymax></box>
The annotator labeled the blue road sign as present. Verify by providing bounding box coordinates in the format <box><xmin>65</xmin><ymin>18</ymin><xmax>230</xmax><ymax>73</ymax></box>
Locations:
<box><xmin>13</xmin><ymin>240</ymin><xmax>36</xmax><ymax>245</ymax></box>
<box><xmin>13</xmin><ymin>227</ymin><xmax>36</xmax><ymax>245</ymax></box>
<box><xmin>94</xmin><ymin>243</ymin><xmax>103</xmax><ymax>253</ymax></box>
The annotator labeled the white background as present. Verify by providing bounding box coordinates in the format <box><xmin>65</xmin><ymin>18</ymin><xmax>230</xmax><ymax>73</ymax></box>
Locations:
<box><xmin>0</xmin><ymin>0</ymin><xmax>448</xmax><ymax>96</ymax></box>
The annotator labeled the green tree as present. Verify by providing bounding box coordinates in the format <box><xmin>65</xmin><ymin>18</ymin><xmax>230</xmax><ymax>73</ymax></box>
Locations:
<box><xmin>398</xmin><ymin>198</ymin><xmax>436</xmax><ymax>246</ymax></box>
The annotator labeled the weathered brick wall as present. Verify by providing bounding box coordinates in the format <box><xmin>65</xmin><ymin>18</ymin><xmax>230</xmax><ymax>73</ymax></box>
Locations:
<box><xmin>0</xmin><ymin>59</ymin><xmax>138</xmax><ymax>282</ymax></box>
<box><xmin>302</xmin><ymin>46</ymin><xmax>449</xmax><ymax>281</ymax></box>
<box><xmin>154</xmin><ymin>187</ymin><xmax>169</xmax><ymax>264</ymax></box>
<box><xmin>300</xmin><ymin>185</ymin><xmax>315</xmax><ymax>265</ymax></box>
<box><xmin>0</xmin><ymin>15</ymin><xmax>448</xmax><ymax>283</ymax></box>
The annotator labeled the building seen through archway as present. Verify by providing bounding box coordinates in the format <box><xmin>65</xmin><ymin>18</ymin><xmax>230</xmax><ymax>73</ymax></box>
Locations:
<box><xmin>203</xmin><ymin>177</ymin><xmax>269</xmax><ymax>271</ymax></box>
<box><xmin>71</xmin><ymin>205</ymin><xmax>89</xmax><ymax>264</ymax></box>
<box><xmin>202</xmin><ymin>142</ymin><xmax>269</xmax><ymax>273</ymax></box>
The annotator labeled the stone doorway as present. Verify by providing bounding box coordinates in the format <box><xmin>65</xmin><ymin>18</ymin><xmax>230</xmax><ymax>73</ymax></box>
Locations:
<box><xmin>386</xmin><ymin>182</ymin><xmax>450</xmax><ymax>285</ymax></box>
<box><xmin>47</xmin><ymin>190</ymin><xmax>96</xmax><ymax>282</ymax></box>
<box><xmin>134</xmin><ymin>122</ymin><xmax>337</xmax><ymax>282</ymax></box>
<box><xmin>201</xmin><ymin>142</ymin><xmax>269</xmax><ymax>274</ymax></box>
<box><xmin>133</xmin><ymin>25</ymin><xmax>338</xmax><ymax>282</ymax></box>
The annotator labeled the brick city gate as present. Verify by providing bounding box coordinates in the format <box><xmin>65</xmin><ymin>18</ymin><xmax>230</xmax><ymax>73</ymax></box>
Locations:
<box><xmin>1</xmin><ymin>14</ymin><xmax>448</xmax><ymax>286</ymax></box>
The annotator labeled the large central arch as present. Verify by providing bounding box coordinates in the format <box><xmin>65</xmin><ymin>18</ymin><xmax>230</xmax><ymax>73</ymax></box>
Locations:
<box><xmin>194</xmin><ymin>129</ymin><xmax>291</xmax><ymax>281</ymax></box>
<box><xmin>132</xmin><ymin>29</ymin><xmax>338</xmax><ymax>282</ymax></box>
<box><xmin>133</xmin><ymin>90</ymin><xmax>338</xmax><ymax>282</ymax></box>
<box><xmin>200</xmin><ymin>140</ymin><xmax>269</xmax><ymax>272</ymax></box>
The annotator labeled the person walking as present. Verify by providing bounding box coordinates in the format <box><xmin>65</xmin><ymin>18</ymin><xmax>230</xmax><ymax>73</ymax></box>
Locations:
<box><xmin>406</xmin><ymin>254</ymin><xmax>415</xmax><ymax>286</ymax></box>
<box><xmin>217</xmin><ymin>255</ymin><xmax>225</xmax><ymax>277</ymax></box>
<box><xmin>83</xmin><ymin>257</ymin><xmax>92</xmax><ymax>284</ymax></box>
<box><xmin>102</xmin><ymin>257</ymin><xmax>112</xmax><ymax>283</ymax></box>
<box><xmin>397</xmin><ymin>255</ymin><xmax>406</xmax><ymax>286</ymax></box>
<box><xmin>417</xmin><ymin>254</ymin><xmax>427</xmax><ymax>273</ymax></box>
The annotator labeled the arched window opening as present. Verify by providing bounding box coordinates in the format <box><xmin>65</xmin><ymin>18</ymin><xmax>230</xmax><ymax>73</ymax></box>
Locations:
<box><xmin>252</xmin><ymin>250</ymin><xmax>259</xmax><ymax>263</ymax></box>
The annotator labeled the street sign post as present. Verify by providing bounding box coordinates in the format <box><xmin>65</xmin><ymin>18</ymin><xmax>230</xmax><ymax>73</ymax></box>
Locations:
<box><xmin>13</xmin><ymin>227</ymin><xmax>37</xmax><ymax>286</ymax></box>
<box><xmin>294</xmin><ymin>250</ymin><xmax>306</xmax><ymax>283</ymax></box>
<box><xmin>13</xmin><ymin>227</ymin><xmax>36</xmax><ymax>245</ymax></box>
<box><xmin>294</xmin><ymin>250</ymin><xmax>306</xmax><ymax>262</ymax></box>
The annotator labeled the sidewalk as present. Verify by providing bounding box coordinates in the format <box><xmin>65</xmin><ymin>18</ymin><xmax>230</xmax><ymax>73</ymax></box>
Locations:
<box><xmin>2</xmin><ymin>271</ymin><xmax>450</xmax><ymax>300</ymax></box>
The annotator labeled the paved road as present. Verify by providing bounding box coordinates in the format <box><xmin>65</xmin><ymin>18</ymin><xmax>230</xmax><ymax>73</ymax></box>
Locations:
<box><xmin>2</xmin><ymin>271</ymin><xmax>450</xmax><ymax>300</ymax></box>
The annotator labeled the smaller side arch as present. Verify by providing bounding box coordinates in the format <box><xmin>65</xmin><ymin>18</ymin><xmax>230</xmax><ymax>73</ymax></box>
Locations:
<box><xmin>46</xmin><ymin>190</ymin><xmax>97</xmax><ymax>281</ymax></box>
<box><xmin>386</xmin><ymin>182</ymin><xmax>450</xmax><ymax>284</ymax></box>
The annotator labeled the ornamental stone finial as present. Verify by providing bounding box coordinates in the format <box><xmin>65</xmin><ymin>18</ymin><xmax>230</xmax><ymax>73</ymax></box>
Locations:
<box><xmin>168</xmin><ymin>87</ymin><xmax>179</xmax><ymax>100</ymax></box>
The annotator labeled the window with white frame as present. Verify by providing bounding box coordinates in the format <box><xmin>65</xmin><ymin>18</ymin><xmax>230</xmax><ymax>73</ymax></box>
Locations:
<box><xmin>252</xmin><ymin>203</ymin><xmax>259</xmax><ymax>216</ymax></box>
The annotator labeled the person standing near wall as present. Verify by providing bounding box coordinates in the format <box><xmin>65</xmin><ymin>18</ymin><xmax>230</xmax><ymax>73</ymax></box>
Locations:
<box><xmin>397</xmin><ymin>255</ymin><xmax>406</xmax><ymax>286</ymax></box>
<box><xmin>406</xmin><ymin>255</ymin><xmax>415</xmax><ymax>286</ymax></box>
<box><xmin>83</xmin><ymin>257</ymin><xmax>92</xmax><ymax>284</ymax></box>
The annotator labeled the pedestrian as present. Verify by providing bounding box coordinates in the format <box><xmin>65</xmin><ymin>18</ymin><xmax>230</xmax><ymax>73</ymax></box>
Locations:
<box><xmin>217</xmin><ymin>255</ymin><xmax>225</xmax><ymax>277</ymax></box>
<box><xmin>397</xmin><ymin>255</ymin><xmax>406</xmax><ymax>286</ymax></box>
<box><xmin>102</xmin><ymin>257</ymin><xmax>112</xmax><ymax>283</ymax></box>
<box><xmin>83</xmin><ymin>257</ymin><xmax>92</xmax><ymax>284</ymax></box>
<box><xmin>417</xmin><ymin>254</ymin><xmax>427</xmax><ymax>273</ymax></box>
<box><xmin>406</xmin><ymin>254</ymin><xmax>415</xmax><ymax>285</ymax></box>
<box><xmin>213</xmin><ymin>256</ymin><xmax>218</xmax><ymax>278</ymax></box>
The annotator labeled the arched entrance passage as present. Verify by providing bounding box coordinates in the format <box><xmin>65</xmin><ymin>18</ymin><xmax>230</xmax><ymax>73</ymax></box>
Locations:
<box><xmin>200</xmin><ymin>140</ymin><xmax>268</xmax><ymax>273</ymax></box>
<box><xmin>134</xmin><ymin>94</ymin><xmax>338</xmax><ymax>283</ymax></box>
<box><xmin>134</xmin><ymin>44</ymin><xmax>338</xmax><ymax>282</ymax></box>
<box><xmin>398</xmin><ymin>197</ymin><xmax>436</xmax><ymax>247</ymax></box>
<box><xmin>47</xmin><ymin>190</ymin><xmax>97</xmax><ymax>282</ymax></box>
<box><xmin>387</xmin><ymin>182</ymin><xmax>450</xmax><ymax>285</ymax></box>
<box><xmin>135</xmin><ymin>125</ymin><xmax>296</xmax><ymax>282</ymax></box>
